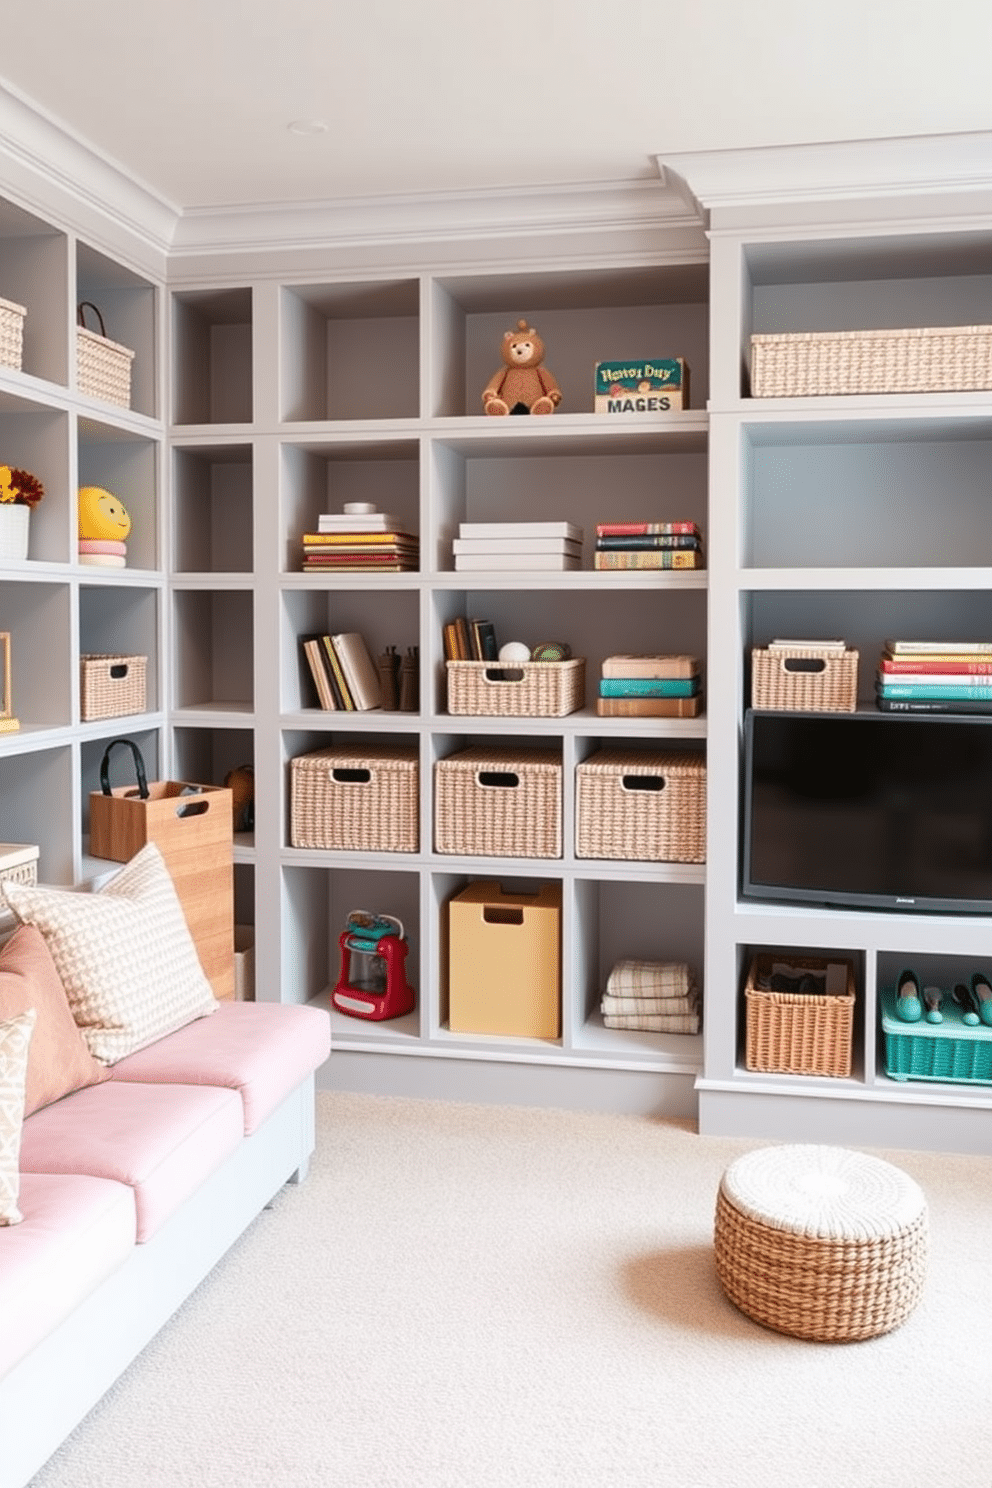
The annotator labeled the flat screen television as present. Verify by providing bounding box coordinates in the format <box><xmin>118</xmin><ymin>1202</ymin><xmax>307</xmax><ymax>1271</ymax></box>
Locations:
<box><xmin>742</xmin><ymin>709</ymin><xmax>992</xmax><ymax>915</ymax></box>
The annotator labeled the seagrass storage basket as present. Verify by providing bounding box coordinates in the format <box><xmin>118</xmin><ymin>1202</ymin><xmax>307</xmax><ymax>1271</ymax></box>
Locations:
<box><xmin>575</xmin><ymin>749</ymin><xmax>706</xmax><ymax>862</ymax></box>
<box><xmin>745</xmin><ymin>952</ymin><xmax>856</xmax><ymax>1077</ymax></box>
<box><xmin>0</xmin><ymin>297</ymin><xmax>26</xmax><ymax>372</ymax></box>
<box><xmin>751</xmin><ymin>644</ymin><xmax>858</xmax><ymax>712</ymax></box>
<box><xmin>0</xmin><ymin>843</ymin><xmax>39</xmax><ymax>885</ymax></box>
<box><xmin>79</xmin><ymin>654</ymin><xmax>147</xmax><ymax>720</ymax></box>
<box><xmin>434</xmin><ymin>746</ymin><xmax>562</xmax><ymax>858</ymax></box>
<box><xmin>76</xmin><ymin>302</ymin><xmax>134</xmax><ymax>409</ymax></box>
<box><xmin>290</xmin><ymin>743</ymin><xmax>419</xmax><ymax>853</ymax></box>
<box><xmin>750</xmin><ymin>324</ymin><xmax>992</xmax><ymax>398</ymax></box>
<box><xmin>446</xmin><ymin>658</ymin><xmax>585</xmax><ymax>717</ymax></box>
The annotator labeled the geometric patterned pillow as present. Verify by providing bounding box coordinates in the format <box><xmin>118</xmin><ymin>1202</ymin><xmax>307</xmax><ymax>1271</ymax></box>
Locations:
<box><xmin>2</xmin><ymin>843</ymin><xmax>218</xmax><ymax>1066</ymax></box>
<box><xmin>0</xmin><ymin>1006</ymin><xmax>36</xmax><ymax>1225</ymax></box>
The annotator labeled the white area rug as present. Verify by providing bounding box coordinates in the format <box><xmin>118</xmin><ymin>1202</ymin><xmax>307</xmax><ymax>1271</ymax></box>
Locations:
<box><xmin>29</xmin><ymin>1092</ymin><xmax>992</xmax><ymax>1487</ymax></box>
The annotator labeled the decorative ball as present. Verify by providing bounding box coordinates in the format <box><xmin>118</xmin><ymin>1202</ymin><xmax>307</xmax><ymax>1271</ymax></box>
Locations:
<box><xmin>498</xmin><ymin>641</ymin><xmax>531</xmax><ymax>663</ymax></box>
<box><xmin>224</xmin><ymin>764</ymin><xmax>255</xmax><ymax>832</ymax></box>
<box><xmin>78</xmin><ymin>485</ymin><xmax>131</xmax><ymax>542</ymax></box>
<box><xmin>531</xmin><ymin>641</ymin><xmax>572</xmax><ymax>662</ymax></box>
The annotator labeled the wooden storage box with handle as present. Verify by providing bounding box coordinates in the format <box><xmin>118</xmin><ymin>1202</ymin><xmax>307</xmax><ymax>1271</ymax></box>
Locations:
<box><xmin>89</xmin><ymin>738</ymin><xmax>235</xmax><ymax>1000</ymax></box>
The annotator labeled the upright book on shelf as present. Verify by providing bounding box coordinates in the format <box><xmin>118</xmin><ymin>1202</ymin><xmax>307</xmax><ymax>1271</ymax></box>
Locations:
<box><xmin>301</xmin><ymin>635</ymin><xmax>336</xmax><ymax>711</ymax></box>
<box><xmin>331</xmin><ymin>632</ymin><xmax>383</xmax><ymax>710</ymax></box>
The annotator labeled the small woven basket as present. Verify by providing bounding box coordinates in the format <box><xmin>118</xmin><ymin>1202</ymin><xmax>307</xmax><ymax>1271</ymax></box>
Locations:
<box><xmin>0</xmin><ymin>296</ymin><xmax>26</xmax><ymax>372</ymax></box>
<box><xmin>0</xmin><ymin>843</ymin><xmax>39</xmax><ymax>885</ymax></box>
<box><xmin>79</xmin><ymin>654</ymin><xmax>147</xmax><ymax>721</ymax></box>
<box><xmin>751</xmin><ymin>645</ymin><xmax>858</xmax><ymax>712</ymax></box>
<box><xmin>76</xmin><ymin>302</ymin><xmax>134</xmax><ymax>409</ymax></box>
<box><xmin>744</xmin><ymin>953</ymin><xmax>856</xmax><ymax>1077</ymax></box>
<box><xmin>575</xmin><ymin>749</ymin><xmax>706</xmax><ymax>862</ymax></box>
<box><xmin>434</xmin><ymin>746</ymin><xmax>562</xmax><ymax>858</ymax></box>
<box><xmin>446</xmin><ymin>659</ymin><xmax>585</xmax><ymax>717</ymax></box>
<box><xmin>751</xmin><ymin>324</ymin><xmax>992</xmax><ymax>398</ymax></box>
<box><xmin>290</xmin><ymin>744</ymin><xmax>419</xmax><ymax>853</ymax></box>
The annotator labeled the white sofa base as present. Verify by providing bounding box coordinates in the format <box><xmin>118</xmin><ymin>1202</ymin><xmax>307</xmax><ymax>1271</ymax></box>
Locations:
<box><xmin>0</xmin><ymin>1073</ymin><xmax>316</xmax><ymax>1488</ymax></box>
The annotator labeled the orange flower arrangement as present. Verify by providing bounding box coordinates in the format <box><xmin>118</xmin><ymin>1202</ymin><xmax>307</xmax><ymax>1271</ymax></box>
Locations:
<box><xmin>0</xmin><ymin>464</ymin><xmax>44</xmax><ymax>508</ymax></box>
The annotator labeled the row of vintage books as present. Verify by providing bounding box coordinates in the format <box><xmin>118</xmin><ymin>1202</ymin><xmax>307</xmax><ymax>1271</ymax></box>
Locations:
<box><xmin>301</xmin><ymin>512</ymin><xmax>705</xmax><ymax>573</ymax></box>
<box><xmin>299</xmin><ymin>630</ymin><xmax>421</xmax><ymax>711</ymax></box>
<box><xmin>876</xmin><ymin>639</ymin><xmax>992</xmax><ymax>714</ymax></box>
<box><xmin>593</xmin><ymin>520</ymin><xmax>704</xmax><ymax>571</ymax></box>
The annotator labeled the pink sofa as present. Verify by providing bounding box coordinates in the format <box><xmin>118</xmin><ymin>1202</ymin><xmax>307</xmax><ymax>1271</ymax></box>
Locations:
<box><xmin>0</xmin><ymin>998</ymin><xmax>331</xmax><ymax>1488</ymax></box>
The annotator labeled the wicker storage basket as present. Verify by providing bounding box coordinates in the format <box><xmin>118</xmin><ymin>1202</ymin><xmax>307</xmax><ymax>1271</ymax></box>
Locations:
<box><xmin>880</xmin><ymin>987</ymin><xmax>992</xmax><ymax>1084</ymax></box>
<box><xmin>434</xmin><ymin>746</ymin><xmax>561</xmax><ymax>859</ymax></box>
<box><xmin>0</xmin><ymin>843</ymin><xmax>39</xmax><ymax>885</ymax></box>
<box><xmin>290</xmin><ymin>744</ymin><xmax>419</xmax><ymax>853</ymax></box>
<box><xmin>750</xmin><ymin>644</ymin><xmax>859</xmax><ymax>712</ymax></box>
<box><xmin>575</xmin><ymin>749</ymin><xmax>706</xmax><ymax>862</ymax></box>
<box><xmin>79</xmin><ymin>654</ymin><xmax>147</xmax><ymax>721</ymax></box>
<box><xmin>76</xmin><ymin>302</ymin><xmax>134</xmax><ymax>409</ymax></box>
<box><xmin>750</xmin><ymin>324</ymin><xmax>992</xmax><ymax>398</ymax></box>
<box><xmin>0</xmin><ymin>296</ymin><xmax>26</xmax><ymax>372</ymax></box>
<box><xmin>446</xmin><ymin>658</ymin><xmax>585</xmax><ymax>717</ymax></box>
<box><xmin>745</xmin><ymin>952</ymin><xmax>856</xmax><ymax>1077</ymax></box>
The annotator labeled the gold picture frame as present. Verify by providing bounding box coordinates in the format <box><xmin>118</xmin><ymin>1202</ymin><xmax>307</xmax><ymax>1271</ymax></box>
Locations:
<box><xmin>0</xmin><ymin>631</ymin><xmax>19</xmax><ymax>731</ymax></box>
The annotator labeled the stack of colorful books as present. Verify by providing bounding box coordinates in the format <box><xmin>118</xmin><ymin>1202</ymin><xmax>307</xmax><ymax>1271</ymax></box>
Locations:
<box><xmin>593</xmin><ymin>520</ymin><xmax>703</xmax><ymax>571</ymax></box>
<box><xmin>596</xmin><ymin>653</ymin><xmax>702</xmax><ymax>717</ymax></box>
<box><xmin>876</xmin><ymin>640</ymin><xmax>992</xmax><ymax>714</ymax></box>
<box><xmin>453</xmin><ymin>520</ymin><xmax>582</xmax><ymax>572</ymax></box>
<box><xmin>301</xmin><ymin>508</ymin><xmax>418</xmax><ymax>572</ymax></box>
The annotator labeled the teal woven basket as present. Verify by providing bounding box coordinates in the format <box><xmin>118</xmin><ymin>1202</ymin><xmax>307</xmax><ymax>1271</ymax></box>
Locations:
<box><xmin>880</xmin><ymin>987</ymin><xmax>992</xmax><ymax>1084</ymax></box>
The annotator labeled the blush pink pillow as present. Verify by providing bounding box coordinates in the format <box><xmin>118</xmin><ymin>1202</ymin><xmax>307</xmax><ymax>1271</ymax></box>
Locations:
<box><xmin>0</xmin><ymin>925</ymin><xmax>109</xmax><ymax>1116</ymax></box>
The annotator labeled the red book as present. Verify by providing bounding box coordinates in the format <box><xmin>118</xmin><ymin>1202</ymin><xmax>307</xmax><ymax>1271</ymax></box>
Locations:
<box><xmin>880</xmin><ymin>657</ymin><xmax>992</xmax><ymax>675</ymax></box>
<box><xmin>596</xmin><ymin>521</ymin><xmax>700</xmax><ymax>537</ymax></box>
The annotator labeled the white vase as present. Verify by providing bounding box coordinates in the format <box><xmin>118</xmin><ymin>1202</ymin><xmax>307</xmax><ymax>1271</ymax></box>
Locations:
<box><xmin>0</xmin><ymin>504</ymin><xmax>29</xmax><ymax>561</ymax></box>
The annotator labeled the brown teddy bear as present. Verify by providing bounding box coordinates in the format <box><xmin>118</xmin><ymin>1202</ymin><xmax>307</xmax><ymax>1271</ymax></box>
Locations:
<box><xmin>482</xmin><ymin>320</ymin><xmax>562</xmax><ymax>416</ymax></box>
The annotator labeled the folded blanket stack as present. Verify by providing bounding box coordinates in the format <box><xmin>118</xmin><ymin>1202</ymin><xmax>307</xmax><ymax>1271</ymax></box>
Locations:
<box><xmin>600</xmin><ymin>958</ymin><xmax>701</xmax><ymax>1033</ymax></box>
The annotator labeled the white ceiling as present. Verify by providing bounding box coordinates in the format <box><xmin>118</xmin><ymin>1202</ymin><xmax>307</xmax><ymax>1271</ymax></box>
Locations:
<box><xmin>3</xmin><ymin>0</ymin><xmax>992</xmax><ymax>214</ymax></box>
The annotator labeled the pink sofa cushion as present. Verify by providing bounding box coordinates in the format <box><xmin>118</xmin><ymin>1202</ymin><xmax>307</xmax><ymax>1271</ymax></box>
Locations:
<box><xmin>19</xmin><ymin>1081</ymin><xmax>243</xmax><ymax>1242</ymax></box>
<box><xmin>0</xmin><ymin>1172</ymin><xmax>135</xmax><ymax>1379</ymax></box>
<box><xmin>108</xmin><ymin>1001</ymin><xmax>331</xmax><ymax>1134</ymax></box>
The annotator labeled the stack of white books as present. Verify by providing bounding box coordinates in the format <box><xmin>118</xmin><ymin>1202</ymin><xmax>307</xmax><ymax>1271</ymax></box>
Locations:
<box><xmin>453</xmin><ymin>520</ymin><xmax>583</xmax><ymax>571</ymax></box>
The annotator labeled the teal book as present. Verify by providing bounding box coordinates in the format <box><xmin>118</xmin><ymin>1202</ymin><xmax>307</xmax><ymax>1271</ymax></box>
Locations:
<box><xmin>878</xmin><ymin>681</ymin><xmax>992</xmax><ymax>700</ymax></box>
<box><xmin>599</xmin><ymin>677</ymin><xmax>699</xmax><ymax>698</ymax></box>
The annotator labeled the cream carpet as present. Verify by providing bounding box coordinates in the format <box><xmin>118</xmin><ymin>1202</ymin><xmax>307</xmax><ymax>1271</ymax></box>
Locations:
<box><xmin>28</xmin><ymin>1092</ymin><xmax>992</xmax><ymax>1488</ymax></box>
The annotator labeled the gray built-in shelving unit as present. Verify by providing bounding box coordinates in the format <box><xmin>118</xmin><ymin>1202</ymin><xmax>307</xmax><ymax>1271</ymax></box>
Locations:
<box><xmin>1</xmin><ymin>111</ymin><xmax>991</xmax><ymax>1151</ymax></box>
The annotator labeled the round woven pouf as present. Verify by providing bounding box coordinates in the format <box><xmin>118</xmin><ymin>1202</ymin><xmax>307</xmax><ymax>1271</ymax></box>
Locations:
<box><xmin>714</xmin><ymin>1144</ymin><xmax>929</xmax><ymax>1342</ymax></box>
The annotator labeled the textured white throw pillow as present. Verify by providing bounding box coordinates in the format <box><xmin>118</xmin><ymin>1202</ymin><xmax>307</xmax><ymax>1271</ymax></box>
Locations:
<box><xmin>0</xmin><ymin>1007</ymin><xmax>36</xmax><ymax>1225</ymax></box>
<box><xmin>3</xmin><ymin>844</ymin><xmax>218</xmax><ymax>1065</ymax></box>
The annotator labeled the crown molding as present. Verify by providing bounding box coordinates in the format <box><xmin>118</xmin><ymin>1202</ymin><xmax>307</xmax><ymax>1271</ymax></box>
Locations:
<box><xmin>0</xmin><ymin>79</ymin><xmax>178</xmax><ymax>268</ymax></box>
<box><xmin>168</xmin><ymin>175</ymin><xmax>700</xmax><ymax>261</ymax></box>
<box><xmin>0</xmin><ymin>76</ymin><xmax>703</xmax><ymax>272</ymax></box>
<box><xmin>657</xmin><ymin>131</ymin><xmax>992</xmax><ymax>227</ymax></box>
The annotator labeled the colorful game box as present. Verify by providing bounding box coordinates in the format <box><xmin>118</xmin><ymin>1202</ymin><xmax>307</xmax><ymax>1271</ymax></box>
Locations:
<box><xmin>594</xmin><ymin>358</ymin><xmax>690</xmax><ymax>413</ymax></box>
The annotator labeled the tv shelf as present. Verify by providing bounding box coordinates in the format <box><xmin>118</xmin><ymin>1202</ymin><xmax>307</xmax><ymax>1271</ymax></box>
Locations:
<box><xmin>699</xmin><ymin>169</ymin><xmax>992</xmax><ymax>1153</ymax></box>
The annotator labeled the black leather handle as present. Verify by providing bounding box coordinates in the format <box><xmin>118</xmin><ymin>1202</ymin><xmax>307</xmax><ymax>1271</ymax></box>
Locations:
<box><xmin>77</xmin><ymin>301</ymin><xmax>107</xmax><ymax>337</ymax></box>
<box><xmin>99</xmin><ymin>737</ymin><xmax>149</xmax><ymax>799</ymax></box>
